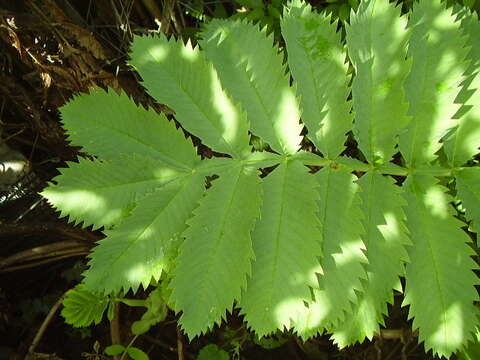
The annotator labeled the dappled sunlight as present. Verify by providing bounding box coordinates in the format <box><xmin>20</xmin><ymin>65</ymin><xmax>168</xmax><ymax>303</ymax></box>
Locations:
<box><xmin>330</xmin><ymin>49</ymin><xmax>348</xmax><ymax>70</ymax></box>
<box><xmin>271</xmin><ymin>86</ymin><xmax>302</xmax><ymax>153</ymax></box>
<box><xmin>138</xmin><ymin>226</ymin><xmax>154</xmax><ymax>239</ymax></box>
<box><xmin>365</xmin><ymin>0</ymin><xmax>404</xmax><ymax>58</ymax></box>
<box><xmin>126</xmin><ymin>262</ymin><xmax>149</xmax><ymax>283</ymax></box>
<box><xmin>42</xmin><ymin>157</ymin><xmax>193</xmax><ymax>232</ymax></box>
<box><xmin>329</xmin><ymin>169</ymin><xmax>412</xmax><ymax>345</ymax></box>
<box><xmin>459</xmin><ymin>114</ymin><xmax>480</xmax><ymax>157</ymax></box>
<box><xmin>44</xmin><ymin>3</ymin><xmax>478</xmax><ymax>355</ymax></box>
<box><xmin>273</xmin><ymin>297</ymin><xmax>317</xmax><ymax>330</ymax></box>
<box><xmin>132</xmin><ymin>28</ymin><xmax>252</xmax><ymax>158</ymax></box>
<box><xmin>332</xmin><ymin>295</ymin><xmax>379</xmax><ymax>346</ymax></box>
<box><xmin>206</xmin><ymin>24</ymin><xmax>229</xmax><ymax>47</ymax></box>
<box><xmin>346</xmin><ymin>0</ymin><xmax>412</xmax><ymax>163</ymax></box>
<box><xmin>275</xmin><ymin>87</ymin><xmax>300</xmax><ymax>129</ymax></box>
<box><xmin>82</xmin><ymin>174</ymin><xmax>205</xmax><ymax>293</ymax></box>
<box><xmin>282</xmin><ymin>8</ymin><xmax>352</xmax><ymax>159</ymax></box>
<box><xmin>147</xmin><ymin>44</ymin><xmax>169</xmax><ymax>63</ymax></box>
<box><xmin>402</xmin><ymin>172</ymin><xmax>479</xmax><ymax>357</ymax></box>
<box><xmin>378</xmin><ymin>212</ymin><xmax>401</xmax><ymax>241</ymax></box>
<box><xmin>51</xmin><ymin>189</ymin><xmax>105</xmax><ymax>208</ymax></box>
<box><xmin>287</xmin><ymin>265</ymin><xmax>321</xmax><ymax>287</ymax></box>
<box><xmin>44</xmin><ymin>188</ymin><xmax>120</xmax><ymax>228</ymax></box>
<box><xmin>125</xmin><ymin>259</ymin><xmax>165</xmax><ymax>287</ymax></box>
<box><xmin>181</xmin><ymin>40</ymin><xmax>200</xmax><ymax>62</ymax></box>
<box><xmin>397</xmin><ymin>1</ymin><xmax>469</xmax><ymax>166</ymax></box>
<box><xmin>294</xmin><ymin>288</ymin><xmax>332</xmax><ymax>332</ymax></box>
<box><xmin>424</xmin><ymin>185</ymin><xmax>448</xmax><ymax>219</ymax></box>
<box><xmin>332</xmin><ymin>239</ymin><xmax>366</xmax><ymax>268</ymax></box>
<box><xmin>388</xmin><ymin>17</ymin><xmax>408</xmax><ymax>52</ymax></box>
<box><xmin>209</xmin><ymin>66</ymin><xmax>244</xmax><ymax>151</ymax></box>
<box><xmin>288</xmin><ymin>168</ymin><xmax>368</xmax><ymax>335</ymax></box>
<box><xmin>430</xmin><ymin>302</ymin><xmax>463</xmax><ymax>351</ymax></box>
<box><xmin>433</xmin><ymin>9</ymin><xmax>460</xmax><ymax>31</ymax></box>
<box><xmin>292</xmin><ymin>241</ymin><xmax>372</xmax><ymax>335</ymax></box>
<box><xmin>152</xmin><ymin>166</ymin><xmax>184</xmax><ymax>180</ymax></box>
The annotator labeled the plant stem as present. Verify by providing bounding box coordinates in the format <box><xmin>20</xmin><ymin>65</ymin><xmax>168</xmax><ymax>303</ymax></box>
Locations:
<box><xmin>120</xmin><ymin>335</ymin><xmax>139</xmax><ymax>360</ymax></box>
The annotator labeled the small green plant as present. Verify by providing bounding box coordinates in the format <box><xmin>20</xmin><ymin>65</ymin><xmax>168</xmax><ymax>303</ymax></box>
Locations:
<box><xmin>45</xmin><ymin>0</ymin><xmax>480</xmax><ymax>358</ymax></box>
<box><xmin>105</xmin><ymin>343</ymin><xmax>149</xmax><ymax>360</ymax></box>
<box><xmin>231</xmin><ymin>0</ymin><xmax>286</xmax><ymax>40</ymax></box>
<box><xmin>196</xmin><ymin>344</ymin><xmax>230</xmax><ymax>360</ymax></box>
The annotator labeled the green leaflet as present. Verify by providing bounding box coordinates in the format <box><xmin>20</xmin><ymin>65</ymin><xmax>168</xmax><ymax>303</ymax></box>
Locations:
<box><xmin>294</xmin><ymin>167</ymin><xmax>367</xmax><ymax>337</ymax></box>
<box><xmin>105</xmin><ymin>345</ymin><xmax>149</xmax><ymax>360</ymax></box>
<box><xmin>402</xmin><ymin>174</ymin><xmax>479</xmax><ymax>358</ymax></box>
<box><xmin>62</xmin><ymin>284</ymin><xmax>109</xmax><ymax>327</ymax></box>
<box><xmin>331</xmin><ymin>172</ymin><xmax>410</xmax><ymax>347</ymax></box>
<box><xmin>444</xmin><ymin>69</ymin><xmax>480</xmax><ymax>166</ymax></box>
<box><xmin>41</xmin><ymin>155</ymin><xmax>189</xmax><ymax>230</ymax></box>
<box><xmin>399</xmin><ymin>0</ymin><xmax>469</xmax><ymax>166</ymax></box>
<box><xmin>60</xmin><ymin>89</ymin><xmax>198</xmax><ymax>169</ymax></box>
<box><xmin>130</xmin><ymin>287</ymin><xmax>168</xmax><ymax>335</ymax></box>
<box><xmin>241</xmin><ymin>160</ymin><xmax>322</xmax><ymax>336</ymax></box>
<box><xmin>458</xmin><ymin>329</ymin><xmax>480</xmax><ymax>360</ymax></box>
<box><xmin>461</xmin><ymin>10</ymin><xmax>480</xmax><ymax>72</ymax></box>
<box><xmin>130</xmin><ymin>34</ymin><xmax>251</xmax><ymax>158</ymax></box>
<box><xmin>443</xmin><ymin>11</ymin><xmax>480</xmax><ymax>166</ymax></box>
<box><xmin>456</xmin><ymin>167</ymin><xmax>480</xmax><ymax>235</ymax></box>
<box><xmin>125</xmin><ymin>347</ymin><xmax>149</xmax><ymax>360</ymax></box>
<box><xmin>281</xmin><ymin>2</ymin><xmax>352</xmax><ymax>159</ymax></box>
<box><xmin>200</xmin><ymin>19</ymin><xmax>302</xmax><ymax>155</ymax></box>
<box><xmin>169</xmin><ymin>165</ymin><xmax>262</xmax><ymax>337</ymax></box>
<box><xmin>83</xmin><ymin>174</ymin><xmax>205</xmax><ymax>294</ymax></box>
<box><xmin>197</xmin><ymin>344</ymin><xmax>229</xmax><ymax>360</ymax></box>
<box><xmin>347</xmin><ymin>0</ymin><xmax>411</xmax><ymax>164</ymax></box>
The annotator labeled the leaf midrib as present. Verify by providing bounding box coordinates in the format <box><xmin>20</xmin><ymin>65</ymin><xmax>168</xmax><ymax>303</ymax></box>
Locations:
<box><xmin>204</xmin><ymin>26</ymin><xmax>285</xmax><ymax>154</ymax></box>
<box><xmin>97</xmin><ymin>176</ymin><xmax>197</xmax><ymax>289</ymax></box>
<box><xmin>77</xmin><ymin>115</ymin><xmax>193</xmax><ymax>170</ymax></box>
<box><xmin>190</xmin><ymin>165</ymin><xmax>245</xmax><ymax>331</ymax></box>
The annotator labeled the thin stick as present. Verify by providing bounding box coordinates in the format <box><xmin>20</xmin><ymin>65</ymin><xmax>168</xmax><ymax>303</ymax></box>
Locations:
<box><xmin>143</xmin><ymin>334</ymin><xmax>177</xmax><ymax>352</ymax></box>
<box><xmin>376</xmin><ymin>329</ymin><xmax>418</xmax><ymax>340</ymax></box>
<box><xmin>26</xmin><ymin>292</ymin><xmax>66</xmax><ymax>358</ymax></box>
<box><xmin>0</xmin><ymin>241</ymin><xmax>90</xmax><ymax>267</ymax></box>
<box><xmin>110</xmin><ymin>302</ymin><xmax>121</xmax><ymax>360</ymax></box>
<box><xmin>120</xmin><ymin>336</ymin><xmax>139</xmax><ymax>360</ymax></box>
<box><xmin>0</xmin><ymin>251</ymin><xmax>89</xmax><ymax>272</ymax></box>
<box><xmin>177</xmin><ymin>327</ymin><xmax>184</xmax><ymax>360</ymax></box>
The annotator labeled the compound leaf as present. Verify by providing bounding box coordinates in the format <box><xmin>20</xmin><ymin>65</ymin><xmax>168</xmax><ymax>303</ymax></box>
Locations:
<box><xmin>40</xmin><ymin>6</ymin><xmax>480</xmax><ymax>357</ymax></box>
<box><xmin>281</xmin><ymin>1</ymin><xmax>352</xmax><ymax>159</ymax></box>
<box><xmin>241</xmin><ymin>160</ymin><xmax>323</xmax><ymax>336</ymax></box>
<box><xmin>402</xmin><ymin>174</ymin><xmax>479</xmax><ymax>358</ymax></box>
<box><xmin>170</xmin><ymin>165</ymin><xmax>262</xmax><ymax>338</ymax></box>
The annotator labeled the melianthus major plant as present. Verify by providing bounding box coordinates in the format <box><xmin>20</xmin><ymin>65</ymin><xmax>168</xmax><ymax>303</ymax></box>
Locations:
<box><xmin>42</xmin><ymin>0</ymin><xmax>480</xmax><ymax>357</ymax></box>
